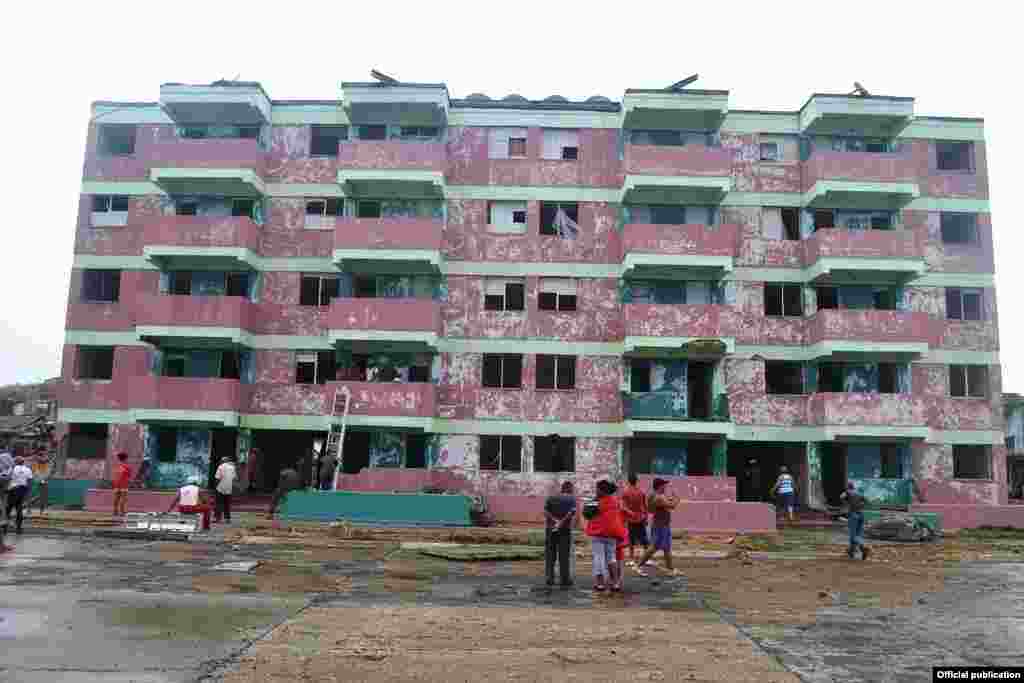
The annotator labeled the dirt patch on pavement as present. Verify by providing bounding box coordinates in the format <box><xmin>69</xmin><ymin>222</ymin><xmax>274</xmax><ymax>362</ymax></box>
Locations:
<box><xmin>676</xmin><ymin>556</ymin><xmax>945</xmax><ymax>625</ymax></box>
<box><xmin>192</xmin><ymin>563</ymin><xmax>351</xmax><ymax>595</ymax></box>
<box><xmin>223</xmin><ymin>605</ymin><xmax>798</xmax><ymax>682</ymax></box>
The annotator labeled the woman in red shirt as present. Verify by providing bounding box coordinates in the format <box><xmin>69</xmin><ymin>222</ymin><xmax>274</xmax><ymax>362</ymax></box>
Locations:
<box><xmin>585</xmin><ymin>480</ymin><xmax>627</xmax><ymax>592</ymax></box>
<box><xmin>112</xmin><ymin>452</ymin><xmax>132</xmax><ymax>517</ymax></box>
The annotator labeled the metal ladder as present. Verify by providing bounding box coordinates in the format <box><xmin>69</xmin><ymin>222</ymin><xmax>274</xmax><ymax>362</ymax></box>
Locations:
<box><xmin>325</xmin><ymin>386</ymin><xmax>351</xmax><ymax>491</ymax></box>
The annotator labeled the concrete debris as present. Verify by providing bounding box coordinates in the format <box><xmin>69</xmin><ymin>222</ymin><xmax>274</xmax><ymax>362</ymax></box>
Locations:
<box><xmin>212</xmin><ymin>561</ymin><xmax>260</xmax><ymax>572</ymax></box>
<box><xmin>864</xmin><ymin>514</ymin><xmax>936</xmax><ymax>542</ymax></box>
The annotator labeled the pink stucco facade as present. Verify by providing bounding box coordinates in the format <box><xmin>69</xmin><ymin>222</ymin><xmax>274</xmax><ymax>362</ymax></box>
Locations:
<box><xmin>59</xmin><ymin>83</ymin><xmax>1008</xmax><ymax>530</ymax></box>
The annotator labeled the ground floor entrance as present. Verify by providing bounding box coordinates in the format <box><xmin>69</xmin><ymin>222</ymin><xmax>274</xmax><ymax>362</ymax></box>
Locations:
<box><xmin>727</xmin><ymin>442</ymin><xmax>805</xmax><ymax>504</ymax></box>
<box><xmin>1009</xmin><ymin>456</ymin><xmax>1024</xmax><ymax>500</ymax></box>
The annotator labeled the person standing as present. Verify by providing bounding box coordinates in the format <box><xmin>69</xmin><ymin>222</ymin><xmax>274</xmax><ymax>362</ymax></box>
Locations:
<box><xmin>166</xmin><ymin>475</ymin><xmax>212</xmax><ymax>531</ymax></box>
<box><xmin>214</xmin><ymin>456</ymin><xmax>237</xmax><ymax>523</ymax></box>
<box><xmin>112</xmin><ymin>452</ymin><xmax>132</xmax><ymax>517</ymax></box>
<box><xmin>0</xmin><ymin>447</ymin><xmax>13</xmax><ymax>551</ymax></box>
<box><xmin>635</xmin><ymin>478</ymin><xmax>679</xmax><ymax>576</ymax></box>
<box><xmin>773</xmin><ymin>465</ymin><xmax>797</xmax><ymax>524</ymax></box>
<box><xmin>318</xmin><ymin>450</ymin><xmax>337</xmax><ymax>491</ymax></box>
<box><xmin>621</xmin><ymin>474</ymin><xmax>649</xmax><ymax>564</ymax></box>
<box><xmin>6</xmin><ymin>458</ymin><xmax>33</xmax><ymax>535</ymax></box>
<box><xmin>543</xmin><ymin>481</ymin><xmax>577</xmax><ymax>588</ymax></box>
<box><xmin>840</xmin><ymin>481</ymin><xmax>870</xmax><ymax>560</ymax></box>
<box><xmin>268</xmin><ymin>466</ymin><xmax>301</xmax><ymax>518</ymax></box>
<box><xmin>585</xmin><ymin>480</ymin><xmax>627</xmax><ymax>592</ymax></box>
<box><xmin>30</xmin><ymin>449</ymin><xmax>52</xmax><ymax>514</ymax></box>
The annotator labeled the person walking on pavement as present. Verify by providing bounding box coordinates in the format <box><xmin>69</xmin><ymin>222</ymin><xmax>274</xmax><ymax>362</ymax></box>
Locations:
<box><xmin>268</xmin><ymin>466</ymin><xmax>302</xmax><ymax>518</ymax></box>
<box><xmin>635</xmin><ymin>478</ymin><xmax>679</xmax><ymax>576</ymax></box>
<box><xmin>0</xmin><ymin>447</ymin><xmax>13</xmax><ymax>551</ymax></box>
<box><xmin>6</xmin><ymin>458</ymin><xmax>33</xmax><ymax>535</ymax></box>
<box><xmin>773</xmin><ymin>465</ymin><xmax>797</xmax><ymax>524</ymax></box>
<box><xmin>543</xmin><ymin>481</ymin><xmax>577</xmax><ymax>588</ymax></box>
<box><xmin>840</xmin><ymin>481</ymin><xmax>870</xmax><ymax>560</ymax></box>
<box><xmin>214</xmin><ymin>455</ymin><xmax>237</xmax><ymax>523</ymax></box>
<box><xmin>30</xmin><ymin>449</ymin><xmax>52</xmax><ymax>514</ymax></box>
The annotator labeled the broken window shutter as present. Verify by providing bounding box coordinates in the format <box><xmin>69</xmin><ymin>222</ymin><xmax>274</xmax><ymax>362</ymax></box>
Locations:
<box><xmin>486</xmin><ymin>279</ymin><xmax>510</xmax><ymax>296</ymax></box>
<box><xmin>541</xmin><ymin>278</ymin><xmax>577</xmax><ymax>296</ymax></box>
<box><xmin>553</xmin><ymin>207</ymin><xmax>579</xmax><ymax>239</ymax></box>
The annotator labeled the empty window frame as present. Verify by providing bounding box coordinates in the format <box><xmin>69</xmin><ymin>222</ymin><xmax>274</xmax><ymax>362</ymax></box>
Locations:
<box><xmin>534</xmin><ymin>435</ymin><xmax>575</xmax><ymax>473</ymax></box>
<box><xmin>762</xmin><ymin>207</ymin><xmax>800</xmax><ymax>240</ymax></box>
<box><xmin>637</xmin><ymin>205</ymin><xmax>714</xmax><ymax>226</ymax></box>
<box><xmin>946</xmin><ymin>288</ymin><xmax>983</xmax><ymax>321</ymax></box>
<box><xmin>764</xmin><ymin>283</ymin><xmax>802</xmax><ymax>317</ymax></box>
<box><xmin>77</xmin><ymin>347</ymin><xmax>115</xmax><ymax>380</ymax></box>
<box><xmin>483</xmin><ymin>279</ymin><xmax>525</xmax><ymax>312</ymax></box>
<box><xmin>832</xmin><ymin>137</ymin><xmax>893</xmax><ymax>154</ymax></box>
<box><xmin>167</xmin><ymin>271</ymin><xmax>192</xmax><ymax>296</ymax></box>
<box><xmin>398</xmin><ymin>126</ymin><xmax>440</xmax><ymax>140</ymax></box>
<box><xmin>487</xmin><ymin>201</ymin><xmax>528</xmax><ymax>234</ymax></box>
<box><xmin>310</xmin><ymin>125</ymin><xmax>348</xmax><ymax>156</ymax></box>
<box><xmin>630</xmin><ymin>130</ymin><xmax>683</xmax><ymax>146</ymax></box>
<box><xmin>68</xmin><ymin>423</ymin><xmax>109</xmax><ymax>459</ymax></box>
<box><xmin>539</xmin><ymin>202</ymin><xmax>579</xmax><ymax>236</ymax></box>
<box><xmin>356</xmin><ymin>125</ymin><xmax>387</xmax><ymax>141</ymax></box>
<box><xmin>97</xmin><ymin>125</ymin><xmax>136</xmax><ymax>156</ymax></box>
<box><xmin>538</xmin><ymin>278</ymin><xmax>577</xmax><ymax>312</ymax></box>
<box><xmin>90</xmin><ymin>195</ymin><xmax>130</xmax><ymax>227</ymax></box>
<box><xmin>295</xmin><ymin>351</ymin><xmax>337</xmax><ymax>385</ymax></box>
<box><xmin>877</xmin><ymin>363</ymin><xmax>900</xmax><ymax>394</ymax></box>
<box><xmin>950</xmin><ymin>365</ymin><xmax>988</xmax><ymax>398</ymax></box>
<box><xmin>481</xmin><ymin>354</ymin><xmax>523</xmax><ymax>389</ymax></box>
<box><xmin>817</xmin><ymin>363</ymin><xmax>844</xmax><ymax>393</ymax></box>
<box><xmin>225</xmin><ymin>272</ymin><xmax>249</xmax><ymax>298</ymax></box>
<box><xmin>489</xmin><ymin>127</ymin><xmax>528</xmax><ymax>159</ymax></box>
<box><xmin>765</xmin><ymin>361</ymin><xmax>804</xmax><ymax>395</ymax></box>
<box><xmin>231</xmin><ymin>198</ymin><xmax>256</xmax><ymax>219</ymax></box>
<box><xmin>305</xmin><ymin>198</ymin><xmax>343</xmax><ymax>228</ymax></box>
<box><xmin>479</xmin><ymin>435</ymin><xmax>523</xmax><ymax>472</ymax></box>
<box><xmin>175</xmin><ymin>200</ymin><xmax>198</xmax><ymax>216</ymax></box>
<box><xmin>536</xmin><ymin>355</ymin><xmax>576</xmax><ymax>390</ymax></box>
<box><xmin>299</xmin><ymin>275</ymin><xmax>340</xmax><ymax>306</ymax></box>
<box><xmin>355</xmin><ymin>200</ymin><xmax>382</xmax><ymax>219</ymax></box>
<box><xmin>953</xmin><ymin>445</ymin><xmax>992</xmax><ymax>479</ymax></box>
<box><xmin>936</xmin><ymin>141</ymin><xmax>973</xmax><ymax>172</ymax></box>
<box><xmin>759</xmin><ymin>141</ymin><xmax>781</xmax><ymax>161</ymax></box>
<box><xmin>81</xmin><ymin>269</ymin><xmax>120</xmax><ymax>303</ymax></box>
<box><xmin>816</xmin><ymin>286</ymin><xmax>839</xmax><ymax>310</ymax></box>
<box><xmin>940</xmin><ymin>213</ymin><xmax>979</xmax><ymax>245</ymax></box>
<box><xmin>541</xmin><ymin>129</ymin><xmax>580</xmax><ymax>161</ymax></box>
<box><xmin>630</xmin><ymin>359</ymin><xmax>652</xmax><ymax>393</ymax></box>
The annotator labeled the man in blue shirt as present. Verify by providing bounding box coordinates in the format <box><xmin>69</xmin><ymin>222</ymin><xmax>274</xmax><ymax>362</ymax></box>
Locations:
<box><xmin>543</xmin><ymin>481</ymin><xmax>577</xmax><ymax>587</ymax></box>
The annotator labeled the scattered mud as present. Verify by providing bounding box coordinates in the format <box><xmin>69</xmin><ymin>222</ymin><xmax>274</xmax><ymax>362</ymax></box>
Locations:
<box><xmin>192</xmin><ymin>563</ymin><xmax>352</xmax><ymax>595</ymax></box>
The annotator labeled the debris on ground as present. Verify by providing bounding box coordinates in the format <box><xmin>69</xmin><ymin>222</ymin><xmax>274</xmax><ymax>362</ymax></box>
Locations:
<box><xmin>864</xmin><ymin>514</ymin><xmax>936</xmax><ymax>542</ymax></box>
<box><xmin>213</xmin><ymin>561</ymin><xmax>260</xmax><ymax>572</ymax></box>
<box><xmin>417</xmin><ymin>545</ymin><xmax>545</xmax><ymax>561</ymax></box>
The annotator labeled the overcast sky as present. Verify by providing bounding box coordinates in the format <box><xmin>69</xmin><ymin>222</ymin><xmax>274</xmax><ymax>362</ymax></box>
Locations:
<box><xmin>0</xmin><ymin>1</ymin><xmax>1017</xmax><ymax>389</ymax></box>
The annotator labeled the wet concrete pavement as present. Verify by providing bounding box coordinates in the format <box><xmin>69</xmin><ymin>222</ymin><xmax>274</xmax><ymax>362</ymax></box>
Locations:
<box><xmin>2</xmin><ymin>532</ymin><xmax>1023</xmax><ymax>682</ymax></box>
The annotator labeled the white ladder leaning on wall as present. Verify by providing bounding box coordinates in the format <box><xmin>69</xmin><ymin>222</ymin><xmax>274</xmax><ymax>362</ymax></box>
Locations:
<box><xmin>327</xmin><ymin>386</ymin><xmax>351</xmax><ymax>491</ymax></box>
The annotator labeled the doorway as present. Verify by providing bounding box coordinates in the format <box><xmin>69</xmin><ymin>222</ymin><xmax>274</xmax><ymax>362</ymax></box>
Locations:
<box><xmin>208</xmin><ymin>428</ymin><xmax>238</xmax><ymax>488</ymax></box>
<box><xmin>727</xmin><ymin>442</ymin><xmax>805</xmax><ymax>503</ymax></box>
<box><xmin>687</xmin><ymin>361</ymin><xmax>713</xmax><ymax>420</ymax></box>
<box><xmin>251</xmin><ymin>430</ymin><xmax>322</xmax><ymax>492</ymax></box>
<box><xmin>820</xmin><ymin>443</ymin><xmax>847</xmax><ymax>507</ymax></box>
<box><xmin>341</xmin><ymin>431</ymin><xmax>371</xmax><ymax>474</ymax></box>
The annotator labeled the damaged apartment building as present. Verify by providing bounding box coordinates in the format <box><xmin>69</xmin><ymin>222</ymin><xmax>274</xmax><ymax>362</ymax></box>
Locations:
<box><xmin>59</xmin><ymin>74</ymin><xmax>1013</xmax><ymax>528</ymax></box>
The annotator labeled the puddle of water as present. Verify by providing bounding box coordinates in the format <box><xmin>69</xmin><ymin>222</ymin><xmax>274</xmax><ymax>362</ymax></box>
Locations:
<box><xmin>100</xmin><ymin>603</ymin><xmax>278</xmax><ymax>641</ymax></box>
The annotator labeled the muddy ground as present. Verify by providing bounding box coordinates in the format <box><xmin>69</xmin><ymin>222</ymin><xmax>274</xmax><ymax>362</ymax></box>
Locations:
<box><xmin>2</xmin><ymin>524</ymin><xmax>1024</xmax><ymax>681</ymax></box>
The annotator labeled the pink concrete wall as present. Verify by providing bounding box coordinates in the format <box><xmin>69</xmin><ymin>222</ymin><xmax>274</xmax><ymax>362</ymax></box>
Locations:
<box><xmin>809</xmin><ymin>393</ymin><xmax>926</xmax><ymax>427</ymax></box>
<box><xmin>135</xmin><ymin>294</ymin><xmax>257</xmax><ymax>329</ymax></box>
<box><xmin>805</xmin><ymin>310</ymin><xmax>938</xmax><ymax>346</ymax></box>
<box><xmin>801</xmin><ymin>149</ymin><xmax>917</xmax><ymax>189</ymax></box>
<box><xmin>803</xmin><ymin>227</ymin><xmax>923</xmax><ymax>262</ymax></box>
<box><xmin>624</xmin><ymin>144</ymin><xmax>733</xmax><ymax>177</ymax></box>
<box><xmin>335</xmin><ymin>217</ymin><xmax>442</xmax><ymax>251</ymax></box>
<box><xmin>266</xmin><ymin>126</ymin><xmax>337</xmax><ymax>183</ymax></box>
<box><xmin>623</xmin><ymin>222</ymin><xmax>739</xmax><ymax>258</ymax></box>
<box><xmin>142</xmin><ymin>216</ymin><xmax>261</xmax><ymax>251</ymax></box>
<box><xmin>911</xmin><ymin>140</ymin><xmax>989</xmax><ymax>199</ymax></box>
<box><xmin>261</xmin><ymin>198</ymin><xmax>334</xmax><ymax>258</ymax></box>
<box><xmin>245</xmin><ymin>381</ymin><xmax>434</xmax><ymax>418</ymax></box>
<box><xmin>338</xmin><ymin>141</ymin><xmax>445</xmax><ymax>172</ymax></box>
<box><xmin>330</xmin><ymin>298</ymin><xmax>440</xmax><ymax>334</ymax></box>
<box><xmin>625</xmin><ymin>303</ymin><xmax>727</xmax><ymax>339</ymax></box>
<box><xmin>912</xmin><ymin>504</ymin><xmax>1023</xmax><ymax>530</ymax></box>
<box><xmin>721</xmin><ymin>134</ymin><xmax>803</xmax><ymax>194</ymax></box>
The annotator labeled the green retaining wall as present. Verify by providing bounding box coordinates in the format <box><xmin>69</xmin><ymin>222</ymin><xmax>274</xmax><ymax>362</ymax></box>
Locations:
<box><xmin>862</xmin><ymin>509</ymin><xmax>942</xmax><ymax>533</ymax></box>
<box><xmin>31</xmin><ymin>479</ymin><xmax>102</xmax><ymax>508</ymax></box>
<box><xmin>279</xmin><ymin>491</ymin><xmax>472</xmax><ymax>526</ymax></box>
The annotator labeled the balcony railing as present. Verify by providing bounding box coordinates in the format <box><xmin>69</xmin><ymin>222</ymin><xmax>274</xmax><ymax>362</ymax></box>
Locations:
<box><xmin>125</xmin><ymin>376</ymin><xmax>244</xmax><ymax>413</ymax></box>
<box><xmin>135</xmin><ymin>294</ymin><xmax>257</xmax><ymax>330</ymax></box>
<box><xmin>336</xmin><ymin>141</ymin><xmax>446</xmax><ymax>172</ymax></box>
<box><xmin>141</xmin><ymin>215</ymin><xmax>262</xmax><ymax>251</ymax></box>
<box><xmin>803</xmin><ymin>149</ymin><xmax>917</xmax><ymax>186</ymax></box>
<box><xmin>623</xmin><ymin>222</ymin><xmax>739</xmax><ymax>259</ymax></box>
<box><xmin>624</xmin><ymin>303</ymin><xmax>728</xmax><ymax>340</ymax></box>
<box><xmin>145</xmin><ymin>137</ymin><xmax>267</xmax><ymax>173</ymax></box>
<box><xmin>328</xmin><ymin>297</ymin><xmax>441</xmax><ymax>336</ymax></box>
<box><xmin>809</xmin><ymin>392</ymin><xmax>927</xmax><ymax>428</ymax></box>
<box><xmin>327</xmin><ymin>381</ymin><xmax>436</xmax><ymax>419</ymax></box>
<box><xmin>334</xmin><ymin>217</ymin><xmax>443</xmax><ymax>252</ymax></box>
<box><xmin>624</xmin><ymin>144</ymin><xmax>733</xmax><ymax>177</ymax></box>
<box><xmin>806</xmin><ymin>310</ymin><xmax>938</xmax><ymax>348</ymax></box>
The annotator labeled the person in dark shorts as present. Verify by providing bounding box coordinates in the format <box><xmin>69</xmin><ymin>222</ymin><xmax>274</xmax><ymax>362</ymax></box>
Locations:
<box><xmin>840</xmin><ymin>481</ymin><xmax>870</xmax><ymax>560</ymax></box>
<box><xmin>268</xmin><ymin>467</ymin><xmax>302</xmax><ymax>518</ymax></box>
<box><xmin>620</xmin><ymin>473</ymin><xmax>648</xmax><ymax>564</ymax></box>
<box><xmin>635</xmin><ymin>478</ymin><xmax>679</xmax><ymax>576</ymax></box>
<box><xmin>543</xmin><ymin>481</ymin><xmax>577</xmax><ymax>587</ymax></box>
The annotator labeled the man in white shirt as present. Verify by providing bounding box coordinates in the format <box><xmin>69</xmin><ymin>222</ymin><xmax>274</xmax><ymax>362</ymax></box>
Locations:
<box><xmin>214</xmin><ymin>456</ymin><xmax>237</xmax><ymax>524</ymax></box>
<box><xmin>166</xmin><ymin>475</ymin><xmax>212</xmax><ymax>531</ymax></box>
<box><xmin>7</xmin><ymin>457</ymin><xmax>34</xmax><ymax>535</ymax></box>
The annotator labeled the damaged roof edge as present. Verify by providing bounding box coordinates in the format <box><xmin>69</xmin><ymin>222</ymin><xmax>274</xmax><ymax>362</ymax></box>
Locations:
<box><xmin>450</xmin><ymin>99</ymin><xmax>621</xmax><ymax>113</ymax></box>
<box><xmin>161</xmin><ymin>81</ymin><xmax>273</xmax><ymax>99</ymax></box>
<box><xmin>341</xmin><ymin>82</ymin><xmax>449</xmax><ymax>92</ymax></box>
<box><xmin>798</xmin><ymin>93</ymin><xmax>916</xmax><ymax>113</ymax></box>
<box><xmin>625</xmin><ymin>88</ymin><xmax>729</xmax><ymax>96</ymax></box>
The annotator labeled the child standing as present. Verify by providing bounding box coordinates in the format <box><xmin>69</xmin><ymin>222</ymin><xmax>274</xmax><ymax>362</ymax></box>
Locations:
<box><xmin>621</xmin><ymin>473</ymin><xmax>649</xmax><ymax>564</ymax></box>
<box><xmin>585</xmin><ymin>480</ymin><xmax>627</xmax><ymax>592</ymax></box>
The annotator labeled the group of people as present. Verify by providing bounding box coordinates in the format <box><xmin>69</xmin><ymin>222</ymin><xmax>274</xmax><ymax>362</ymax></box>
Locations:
<box><xmin>544</xmin><ymin>475</ymin><xmax>680</xmax><ymax>592</ymax></box>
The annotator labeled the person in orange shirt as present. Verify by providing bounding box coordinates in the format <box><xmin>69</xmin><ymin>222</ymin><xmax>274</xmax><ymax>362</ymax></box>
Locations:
<box><xmin>111</xmin><ymin>452</ymin><xmax>132</xmax><ymax>517</ymax></box>
<box><xmin>620</xmin><ymin>473</ymin><xmax>649</xmax><ymax>564</ymax></box>
<box><xmin>585</xmin><ymin>480</ymin><xmax>627</xmax><ymax>592</ymax></box>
